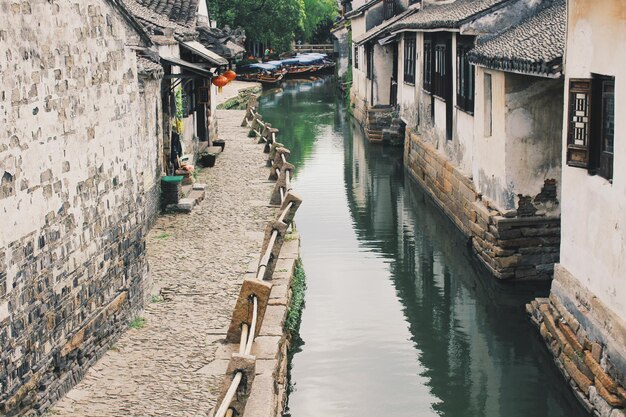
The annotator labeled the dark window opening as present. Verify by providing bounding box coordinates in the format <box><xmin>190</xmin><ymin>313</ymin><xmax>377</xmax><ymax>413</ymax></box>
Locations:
<box><xmin>423</xmin><ymin>33</ymin><xmax>451</xmax><ymax>98</ymax></box>
<box><xmin>456</xmin><ymin>35</ymin><xmax>475</xmax><ymax>114</ymax></box>
<box><xmin>384</xmin><ymin>0</ymin><xmax>396</xmax><ymax>20</ymax></box>
<box><xmin>367</xmin><ymin>45</ymin><xmax>374</xmax><ymax>80</ymax></box>
<box><xmin>433</xmin><ymin>42</ymin><xmax>447</xmax><ymax>98</ymax></box>
<box><xmin>423</xmin><ymin>34</ymin><xmax>432</xmax><ymax>92</ymax></box>
<box><xmin>354</xmin><ymin>45</ymin><xmax>359</xmax><ymax>69</ymax></box>
<box><xmin>566</xmin><ymin>75</ymin><xmax>615</xmax><ymax>182</ymax></box>
<box><xmin>404</xmin><ymin>33</ymin><xmax>416</xmax><ymax>85</ymax></box>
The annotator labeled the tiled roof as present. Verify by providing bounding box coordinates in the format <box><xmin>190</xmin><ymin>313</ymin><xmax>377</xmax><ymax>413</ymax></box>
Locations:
<box><xmin>197</xmin><ymin>26</ymin><xmax>246</xmax><ymax>60</ymax></box>
<box><xmin>389</xmin><ymin>0</ymin><xmax>510</xmax><ymax>31</ymax></box>
<box><xmin>354</xmin><ymin>8</ymin><xmax>419</xmax><ymax>44</ymax></box>
<box><xmin>468</xmin><ymin>0</ymin><xmax>565</xmax><ymax>77</ymax></box>
<box><xmin>137</xmin><ymin>56</ymin><xmax>164</xmax><ymax>77</ymax></box>
<box><xmin>104</xmin><ymin>0</ymin><xmax>153</xmax><ymax>45</ymax></box>
<box><xmin>345</xmin><ymin>0</ymin><xmax>381</xmax><ymax>18</ymax></box>
<box><xmin>134</xmin><ymin>0</ymin><xmax>198</xmax><ymax>27</ymax></box>
<box><xmin>122</xmin><ymin>0</ymin><xmax>197</xmax><ymax>40</ymax></box>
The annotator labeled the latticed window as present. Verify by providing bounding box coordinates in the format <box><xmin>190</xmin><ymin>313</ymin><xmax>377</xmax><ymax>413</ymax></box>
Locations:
<box><xmin>366</xmin><ymin>45</ymin><xmax>374</xmax><ymax>79</ymax></box>
<box><xmin>404</xmin><ymin>33</ymin><xmax>416</xmax><ymax>84</ymax></box>
<box><xmin>423</xmin><ymin>34</ymin><xmax>432</xmax><ymax>92</ymax></box>
<box><xmin>384</xmin><ymin>0</ymin><xmax>395</xmax><ymax>20</ymax></box>
<box><xmin>566</xmin><ymin>75</ymin><xmax>615</xmax><ymax>181</ymax></box>
<box><xmin>456</xmin><ymin>36</ymin><xmax>475</xmax><ymax>114</ymax></box>
<box><xmin>433</xmin><ymin>42</ymin><xmax>447</xmax><ymax>98</ymax></box>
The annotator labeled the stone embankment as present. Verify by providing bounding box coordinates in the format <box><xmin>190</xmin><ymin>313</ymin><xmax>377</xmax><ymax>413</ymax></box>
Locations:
<box><xmin>404</xmin><ymin>129</ymin><xmax>560</xmax><ymax>281</ymax></box>
<box><xmin>50</xmin><ymin>105</ymin><xmax>299</xmax><ymax>416</ymax></box>
<box><xmin>527</xmin><ymin>269</ymin><xmax>626</xmax><ymax>417</ymax></box>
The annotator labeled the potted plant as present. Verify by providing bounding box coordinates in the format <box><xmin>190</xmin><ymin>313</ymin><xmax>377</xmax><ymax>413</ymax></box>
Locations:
<box><xmin>199</xmin><ymin>152</ymin><xmax>217</xmax><ymax>168</ymax></box>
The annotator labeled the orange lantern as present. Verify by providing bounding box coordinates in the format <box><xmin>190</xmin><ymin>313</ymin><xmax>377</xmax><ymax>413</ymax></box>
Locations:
<box><xmin>223</xmin><ymin>69</ymin><xmax>237</xmax><ymax>82</ymax></box>
<box><xmin>212</xmin><ymin>75</ymin><xmax>228</xmax><ymax>93</ymax></box>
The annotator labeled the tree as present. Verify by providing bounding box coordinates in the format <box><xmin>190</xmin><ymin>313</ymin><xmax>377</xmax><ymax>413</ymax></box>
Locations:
<box><xmin>208</xmin><ymin>0</ymin><xmax>337</xmax><ymax>52</ymax></box>
<box><xmin>299</xmin><ymin>0</ymin><xmax>338</xmax><ymax>44</ymax></box>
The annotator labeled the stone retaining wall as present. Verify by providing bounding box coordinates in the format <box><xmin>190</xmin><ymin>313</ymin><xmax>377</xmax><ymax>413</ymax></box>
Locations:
<box><xmin>405</xmin><ymin>129</ymin><xmax>560</xmax><ymax>280</ymax></box>
<box><xmin>242</xmin><ymin>237</ymin><xmax>300</xmax><ymax>417</ymax></box>
<box><xmin>0</xmin><ymin>2</ymin><xmax>153</xmax><ymax>415</ymax></box>
<box><xmin>527</xmin><ymin>265</ymin><xmax>626</xmax><ymax>417</ymax></box>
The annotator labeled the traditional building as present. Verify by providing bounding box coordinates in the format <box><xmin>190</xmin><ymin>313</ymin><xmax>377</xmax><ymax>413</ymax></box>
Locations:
<box><xmin>348</xmin><ymin>0</ymin><xmax>420</xmax><ymax>142</ymax></box>
<box><xmin>0</xmin><ymin>1</ymin><xmax>161</xmax><ymax>414</ymax></box>
<box><xmin>123</xmin><ymin>0</ymin><xmax>229</xmax><ymax>170</ymax></box>
<box><xmin>345</xmin><ymin>0</ymin><xmax>569</xmax><ymax>281</ymax></box>
<box><xmin>528</xmin><ymin>0</ymin><xmax>626</xmax><ymax>414</ymax></box>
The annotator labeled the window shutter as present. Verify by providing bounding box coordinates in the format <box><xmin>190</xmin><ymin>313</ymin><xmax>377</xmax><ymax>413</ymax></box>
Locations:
<box><xmin>567</xmin><ymin>78</ymin><xmax>593</xmax><ymax>168</ymax></box>
<box><xmin>197</xmin><ymin>87</ymin><xmax>210</xmax><ymax>104</ymax></box>
<box><xmin>423</xmin><ymin>35</ymin><xmax>432</xmax><ymax>92</ymax></box>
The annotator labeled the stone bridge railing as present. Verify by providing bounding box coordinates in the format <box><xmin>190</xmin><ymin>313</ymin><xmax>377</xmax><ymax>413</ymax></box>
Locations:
<box><xmin>209</xmin><ymin>97</ymin><xmax>303</xmax><ymax>417</ymax></box>
<box><xmin>295</xmin><ymin>43</ymin><xmax>334</xmax><ymax>54</ymax></box>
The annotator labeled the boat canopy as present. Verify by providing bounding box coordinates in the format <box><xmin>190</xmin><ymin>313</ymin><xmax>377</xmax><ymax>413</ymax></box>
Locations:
<box><xmin>244</xmin><ymin>63</ymin><xmax>279</xmax><ymax>71</ymax></box>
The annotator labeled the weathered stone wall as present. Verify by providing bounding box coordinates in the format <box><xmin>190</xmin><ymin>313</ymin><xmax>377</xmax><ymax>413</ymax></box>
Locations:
<box><xmin>527</xmin><ymin>264</ymin><xmax>626</xmax><ymax>416</ymax></box>
<box><xmin>0</xmin><ymin>1</ymin><xmax>154</xmax><ymax>414</ymax></box>
<box><xmin>138</xmin><ymin>75</ymin><xmax>164</xmax><ymax>228</ymax></box>
<box><xmin>405</xmin><ymin>129</ymin><xmax>560</xmax><ymax>280</ymax></box>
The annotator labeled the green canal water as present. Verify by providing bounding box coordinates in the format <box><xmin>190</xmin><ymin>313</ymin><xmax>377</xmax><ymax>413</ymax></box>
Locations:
<box><xmin>257</xmin><ymin>76</ymin><xmax>587</xmax><ymax>417</ymax></box>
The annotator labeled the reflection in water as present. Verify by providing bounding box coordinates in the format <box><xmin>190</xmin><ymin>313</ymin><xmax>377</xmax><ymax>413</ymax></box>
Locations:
<box><xmin>258</xmin><ymin>77</ymin><xmax>586</xmax><ymax>417</ymax></box>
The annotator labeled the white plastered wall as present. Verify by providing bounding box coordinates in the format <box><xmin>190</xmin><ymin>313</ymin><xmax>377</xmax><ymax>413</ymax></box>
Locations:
<box><xmin>559</xmin><ymin>0</ymin><xmax>626</xmax><ymax>320</ymax></box>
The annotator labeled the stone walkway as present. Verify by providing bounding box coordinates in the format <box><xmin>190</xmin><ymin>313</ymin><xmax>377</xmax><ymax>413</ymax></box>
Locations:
<box><xmin>51</xmin><ymin>110</ymin><xmax>275</xmax><ymax>416</ymax></box>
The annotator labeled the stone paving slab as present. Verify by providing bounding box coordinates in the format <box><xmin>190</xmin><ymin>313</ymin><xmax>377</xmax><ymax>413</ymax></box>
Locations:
<box><xmin>50</xmin><ymin>110</ymin><xmax>276</xmax><ymax>417</ymax></box>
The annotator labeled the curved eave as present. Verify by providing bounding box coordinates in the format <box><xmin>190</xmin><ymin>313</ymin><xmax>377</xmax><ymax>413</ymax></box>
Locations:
<box><xmin>468</xmin><ymin>55</ymin><xmax>563</xmax><ymax>79</ymax></box>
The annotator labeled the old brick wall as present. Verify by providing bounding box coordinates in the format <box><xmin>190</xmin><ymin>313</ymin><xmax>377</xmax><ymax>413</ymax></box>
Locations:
<box><xmin>404</xmin><ymin>129</ymin><xmax>560</xmax><ymax>280</ymax></box>
<box><xmin>0</xmin><ymin>1</ymin><xmax>154</xmax><ymax>414</ymax></box>
<box><xmin>527</xmin><ymin>265</ymin><xmax>626</xmax><ymax>415</ymax></box>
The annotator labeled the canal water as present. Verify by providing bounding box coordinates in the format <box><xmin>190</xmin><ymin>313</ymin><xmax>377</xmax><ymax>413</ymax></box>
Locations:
<box><xmin>258</xmin><ymin>76</ymin><xmax>587</xmax><ymax>417</ymax></box>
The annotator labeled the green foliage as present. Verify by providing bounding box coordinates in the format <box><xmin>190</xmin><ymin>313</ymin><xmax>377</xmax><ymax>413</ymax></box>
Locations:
<box><xmin>209</xmin><ymin>0</ymin><xmax>337</xmax><ymax>52</ymax></box>
<box><xmin>150</xmin><ymin>295</ymin><xmax>164</xmax><ymax>303</ymax></box>
<box><xmin>129</xmin><ymin>316</ymin><xmax>146</xmax><ymax>329</ymax></box>
<box><xmin>299</xmin><ymin>0</ymin><xmax>338</xmax><ymax>43</ymax></box>
<box><xmin>285</xmin><ymin>259</ymin><xmax>306</xmax><ymax>334</ymax></box>
<box><xmin>175</xmin><ymin>88</ymin><xmax>184</xmax><ymax>120</ymax></box>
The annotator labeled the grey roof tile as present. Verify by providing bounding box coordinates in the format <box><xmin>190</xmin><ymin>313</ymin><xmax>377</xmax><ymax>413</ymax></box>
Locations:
<box><xmin>468</xmin><ymin>0</ymin><xmax>565</xmax><ymax>77</ymax></box>
<box><xmin>137</xmin><ymin>56</ymin><xmax>164</xmax><ymax>77</ymax></box>
<box><xmin>345</xmin><ymin>0</ymin><xmax>382</xmax><ymax>18</ymax></box>
<box><xmin>354</xmin><ymin>8</ymin><xmax>419</xmax><ymax>44</ymax></box>
<box><xmin>134</xmin><ymin>0</ymin><xmax>198</xmax><ymax>26</ymax></box>
<box><xmin>389</xmin><ymin>0</ymin><xmax>510</xmax><ymax>31</ymax></box>
<box><xmin>122</xmin><ymin>0</ymin><xmax>197</xmax><ymax>40</ymax></box>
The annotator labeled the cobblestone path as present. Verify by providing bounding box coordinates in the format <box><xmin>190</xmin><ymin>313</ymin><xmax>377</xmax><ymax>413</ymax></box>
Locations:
<box><xmin>52</xmin><ymin>110</ymin><xmax>275</xmax><ymax>417</ymax></box>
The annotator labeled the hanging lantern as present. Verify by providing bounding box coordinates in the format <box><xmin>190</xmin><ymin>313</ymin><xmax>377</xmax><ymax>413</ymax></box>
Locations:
<box><xmin>223</xmin><ymin>69</ymin><xmax>237</xmax><ymax>82</ymax></box>
<box><xmin>212</xmin><ymin>75</ymin><xmax>228</xmax><ymax>93</ymax></box>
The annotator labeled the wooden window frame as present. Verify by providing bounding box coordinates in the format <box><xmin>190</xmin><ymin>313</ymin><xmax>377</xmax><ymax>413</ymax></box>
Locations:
<box><xmin>433</xmin><ymin>41</ymin><xmax>447</xmax><ymax>99</ymax></box>
<box><xmin>423</xmin><ymin>34</ymin><xmax>432</xmax><ymax>93</ymax></box>
<box><xmin>404</xmin><ymin>33</ymin><xmax>416</xmax><ymax>85</ymax></box>
<box><xmin>366</xmin><ymin>45</ymin><xmax>374</xmax><ymax>80</ymax></box>
<box><xmin>384</xmin><ymin>0</ymin><xmax>396</xmax><ymax>20</ymax></box>
<box><xmin>456</xmin><ymin>36</ymin><xmax>475</xmax><ymax>114</ymax></box>
<box><xmin>566</xmin><ymin>75</ymin><xmax>615</xmax><ymax>181</ymax></box>
<box><xmin>484</xmin><ymin>73</ymin><xmax>492</xmax><ymax>137</ymax></box>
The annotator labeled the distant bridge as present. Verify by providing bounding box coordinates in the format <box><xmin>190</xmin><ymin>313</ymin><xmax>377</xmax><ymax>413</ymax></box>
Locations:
<box><xmin>295</xmin><ymin>44</ymin><xmax>335</xmax><ymax>54</ymax></box>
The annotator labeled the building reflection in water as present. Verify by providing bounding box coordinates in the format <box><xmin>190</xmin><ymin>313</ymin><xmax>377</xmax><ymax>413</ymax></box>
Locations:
<box><xmin>258</xmin><ymin>76</ymin><xmax>587</xmax><ymax>417</ymax></box>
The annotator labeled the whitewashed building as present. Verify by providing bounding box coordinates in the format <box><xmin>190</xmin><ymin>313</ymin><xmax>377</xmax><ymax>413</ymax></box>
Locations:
<box><xmin>351</xmin><ymin>0</ymin><xmax>567</xmax><ymax>280</ymax></box>
<box><xmin>528</xmin><ymin>0</ymin><xmax>626</xmax><ymax>414</ymax></box>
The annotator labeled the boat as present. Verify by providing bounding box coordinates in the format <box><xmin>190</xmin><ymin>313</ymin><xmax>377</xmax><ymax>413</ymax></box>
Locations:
<box><xmin>236</xmin><ymin>62</ymin><xmax>285</xmax><ymax>84</ymax></box>
<box><xmin>236</xmin><ymin>53</ymin><xmax>336</xmax><ymax>82</ymax></box>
